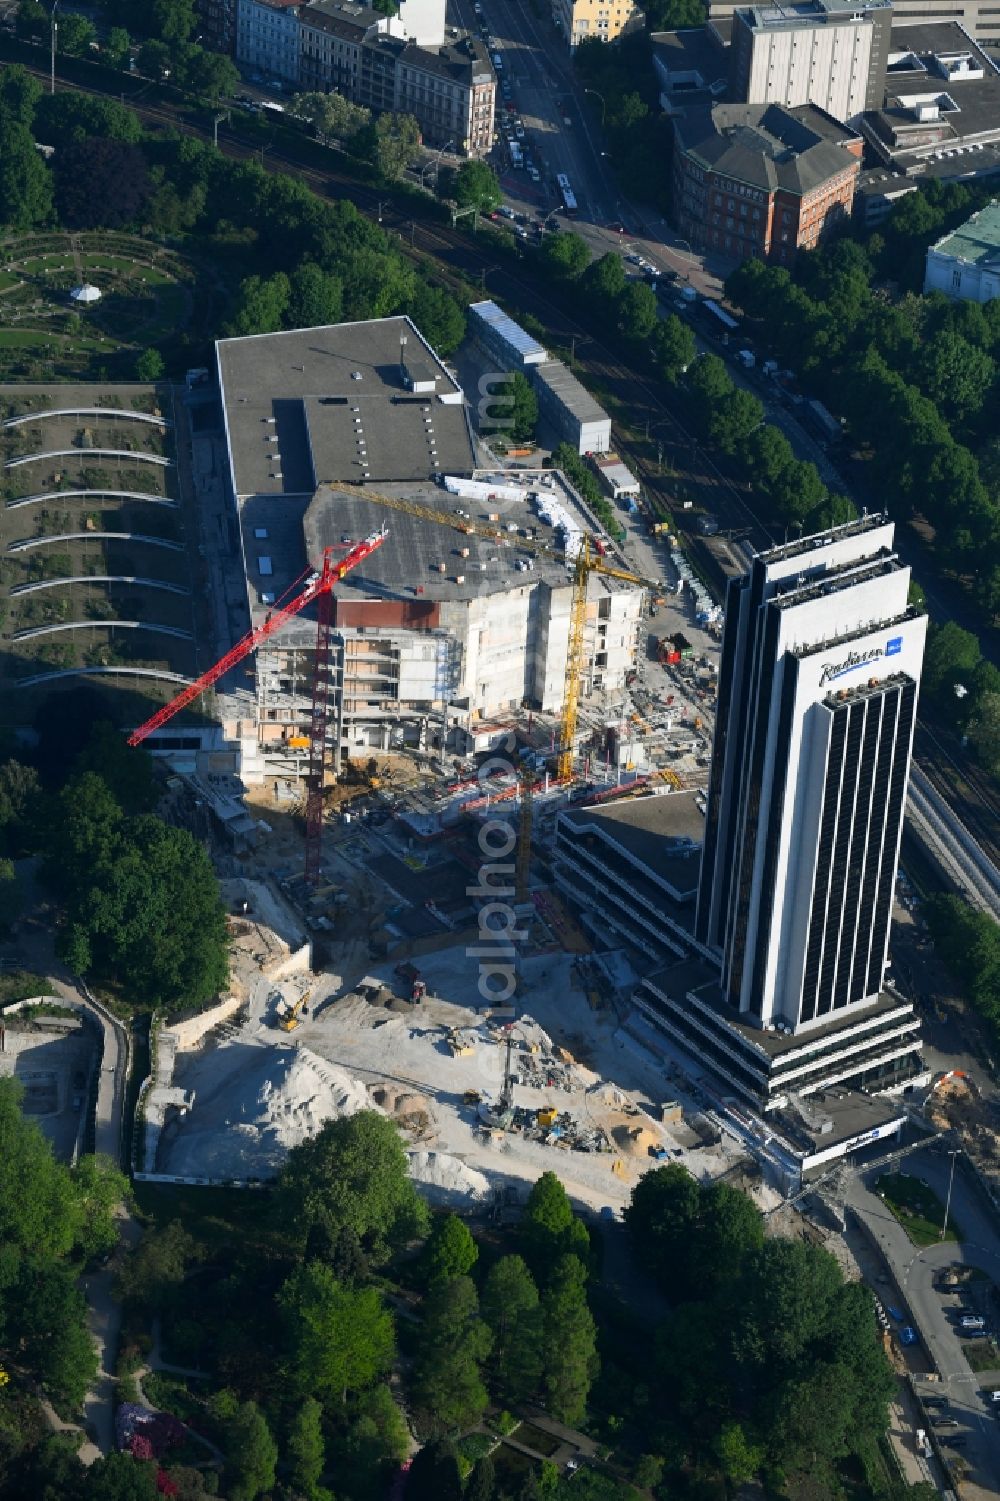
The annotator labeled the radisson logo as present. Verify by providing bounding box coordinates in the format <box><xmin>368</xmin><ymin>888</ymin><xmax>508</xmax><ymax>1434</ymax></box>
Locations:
<box><xmin>819</xmin><ymin>646</ymin><xmax>883</xmax><ymax>686</ymax></box>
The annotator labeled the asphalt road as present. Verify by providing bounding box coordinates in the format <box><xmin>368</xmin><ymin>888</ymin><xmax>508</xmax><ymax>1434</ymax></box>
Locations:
<box><xmin>848</xmin><ymin>1147</ymin><xmax>1000</xmax><ymax>1499</ymax></box>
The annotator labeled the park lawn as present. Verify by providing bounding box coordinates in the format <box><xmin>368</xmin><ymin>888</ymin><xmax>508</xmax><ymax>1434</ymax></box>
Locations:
<box><xmin>80</xmin><ymin>254</ymin><xmax>143</xmax><ymax>273</ymax></box>
<box><xmin>875</xmin><ymin>1172</ymin><xmax>960</xmax><ymax>1246</ymax></box>
<box><xmin>0</xmin><ymin>328</ymin><xmax>56</xmax><ymax>348</ymax></box>
<box><xmin>0</xmin><ymin>271</ymin><xmax>21</xmax><ymax>292</ymax></box>
<box><xmin>18</xmin><ymin>257</ymin><xmax>74</xmax><ymax>276</ymax></box>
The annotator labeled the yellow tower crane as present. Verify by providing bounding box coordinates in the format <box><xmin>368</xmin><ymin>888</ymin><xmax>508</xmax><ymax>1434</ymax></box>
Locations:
<box><xmin>330</xmin><ymin>483</ymin><xmax>662</xmax><ymax>784</ymax></box>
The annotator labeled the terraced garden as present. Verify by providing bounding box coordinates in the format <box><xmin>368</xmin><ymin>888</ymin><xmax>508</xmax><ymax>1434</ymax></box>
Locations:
<box><xmin>0</xmin><ymin>231</ymin><xmax>215</xmax><ymax>382</ymax></box>
<box><xmin>0</xmin><ymin>392</ymin><xmax>198</xmax><ymax>722</ymax></box>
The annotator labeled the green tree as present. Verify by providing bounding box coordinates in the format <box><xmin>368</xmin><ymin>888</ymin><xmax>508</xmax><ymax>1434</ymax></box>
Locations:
<box><xmin>226</xmin><ymin>272</ymin><xmax>292</xmax><ymax>336</ymax></box>
<box><xmin>481</xmin><ymin>1254</ymin><xmax>539</xmax><ymax>1381</ymax></box>
<box><xmin>642</xmin><ymin>0</ymin><xmax>705</xmax><ymax>26</ymax></box>
<box><xmin>581</xmin><ymin>252</ymin><xmax>627</xmax><ymax>305</ymax></box>
<box><xmin>452</xmin><ymin>160</ymin><xmax>501</xmax><ymax>213</ymax></box>
<box><xmin>714</xmin><ymin>1422</ymin><xmax>763</xmax><ymax>1484</ymax></box>
<box><xmin>0</xmin><ymin>122</ymin><xmax>53</xmax><ymax>230</ymax></box>
<box><xmin>465</xmin><ymin>1455</ymin><xmax>497</xmax><ymax>1501</ymax></box>
<box><xmin>406</xmin><ymin>282</ymin><xmax>466</xmax><ymax>358</ymax></box>
<box><xmin>0</xmin><ymin>1077</ymin><xmax>83</xmax><ymax>1260</ymax></box>
<box><xmin>136</xmin><ymin>38</ymin><xmax>171</xmax><ymax>80</ymax></box>
<box><xmin>708</xmin><ymin>386</ymin><xmax>764</xmax><ymax>456</ymax></box>
<box><xmin>217</xmin><ymin>1398</ymin><xmax>278</xmax><ymax>1501</ymax></box>
<box><xmin>290</xmin><ymin>91</ymin><xmax>371</xmax><ymax>140</ymax></box>
<box><xmin>135</xmin><ymin>349</ymin><xmax>165</xmax><ymax>382</ymax></box>
<box><xmin>81</xmin><ymin>1452</ymin><xmax>159</xmax><ymax>1499</ymax></box>
<box><xmin>11</xmin><ymin>1259</ymin><xmax>96</xmax><ymax>1405</ymax></box>
<box><xmin>406</xmin><ymin>1439</ymin><xmax>463</xmax><ymax>1501</ymax></box>
<box><xmin>412</xmin><ymin>1277</ymin><xmax>492</xmax><ymax>1434</ymax></box>
<box><xmin>57</xmin><ymin>13</ymin><xmax>96</xmax><ymax>55</ymax></box>
<box><xmin>498</xmin><ymin>371</ymin><xmax>538</xmax><ymax>445</ymax></box>
<box><xmin>173</xmin><ymin>45</ymin><xmax>241</xmax><ymax>101</ymax></box>
<box><xmin>917</xmin><ymin>330</ymin><xmax>996</xmax><ymax>424</ymax></box>
<box><xmin>288</xmin><ymin>262</ymin><xmax>344</xmax><ymax>329</ymax></box>
<box><xmin>34</xmin><ymin>92</ymin><xmax>143</xmax><ymax>146</ymax></box>
<box><xmin>538</xmin><ymin>1255</ymin><xmax>597</xmax><ymax>1425</ymax></box>
<box><xmin>521</xmin><ymin>1171</ymin><xmax>590</xmax><ymax>1275</ymax></box>
<box><xmin>923</xmin><ymin>620</ymin><xmax>981</xmax><ymax>707</ymax></box>
<box><xmin>768</xmin><ymin>458</ymin><xmax>827</xmax><ymax>524</ymax></box>
<box><xmin>625</xmin><ymin>1164</ymin><xmax>700</xmax><ymax>1290</ymax></box>
<box><xmin>150</xmin><ymin>0</ymin><xmax>196</xmax><ymax>44</ymax></box>
<box><xmin>0</xmin><ymin>64</ymin><xmax>42</xmax><ymax>127</ymax></box>
<box><xmin>805</xmin><ymin>492</ymin><xmax>858</xmax><ymax>532</ymax></box>
<box><xmin>539</xmin><ymin>231</ymin><xmax>590</xmax><ymax>280</ymax></box>
<box><xmin>117</xmin><ymin>1220</ymin><xmax>204</xmax><ymax>1310</ymax></box>
<box><xmin>743</xmin><ymin>422</ymin><xmax>794</xmax><ymax>490</ymax></box>
<box><xmin>0</xmin><ymin>757</ymin><xmax>41</xmax><ymax>855</ymax></box>
<box><xmin>650</xmin><ymin>314</ymin><xmax>695</xmax><ymax>382</ymax></box>
<box><xmin>286</xmin><ymin>1397</ymin><xmax>329</xmax><ymax>1501</ymax></box>
<box><xmin>278</xmin><ymin>1261</ymin><xmax>395</xmax><ymax>1403</ymax></box>
<box><xmin>967</xmin><ymin>691</ymin><xmax>1000</xmax><ymax>775</ymax></box>
<box><xmin>422</xmin><ymin>1213</ymin><xmax>478</xmax><ymax>1286</ymax></box>
<box><xmin>359</xmin><ymin>112</ymin><xmax>422</xmax><ymax>181</ymax></box>
<box><xmin>70</xmin><ymin>1154</ymin><xmax>129</xmax><ymax>1261</ymax></box>
<box><xmin>105</xmin><ymin>26</ymin><xmax>131</xmax><ymax>69</ymax></box>
<box><xmin>617</xmin><ymin>281</ymin><xmax>659</xmax><ymax>341</ymax></box>
<box><xmin>276</xmin><ymin>1110</ymin><xmax>429</xmax><ymax>1259</ymax></box>
<box><xmin>16</xmin><ymin>0</ymin><xmax>47</xmax><ymax>43</ymax></box>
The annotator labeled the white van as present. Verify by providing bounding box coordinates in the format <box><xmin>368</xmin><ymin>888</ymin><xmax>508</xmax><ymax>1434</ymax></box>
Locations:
<box><xmin>493</xmin><ymin>52</ymin><xmax>503</xmax><ymax>69</ymax></box>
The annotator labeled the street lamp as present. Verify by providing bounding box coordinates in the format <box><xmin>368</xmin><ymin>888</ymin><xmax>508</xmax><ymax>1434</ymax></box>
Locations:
<box><xmin>940</xmin><ymin>1149</ymin><xmax>960</xmax><ymax>1241</ymax></box>
<box><xmin>420</xmin><ymin>139</ymin><xmax>455</xmax><ymax>189</ymax></box>
<box><xmin>583</xmin><ymin>88</ymin><xmax>606</xmax><ymax>128</ymax></box>
<box><xmin>50</xmin><ymin>0</ymin><xmax>60</xmax><ymax>97</ymax></box>
<box><xmin>376</xmin><ymin>199</ymin><xmax>387</xmax><ymax>223</ymax></box>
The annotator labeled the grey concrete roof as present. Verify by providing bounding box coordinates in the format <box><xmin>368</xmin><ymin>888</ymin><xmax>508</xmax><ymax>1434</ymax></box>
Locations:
<box><xmin>736</xmin><ymin>0</ymin><xmax>890</xmax><ymax>31</ymax></box>
<box><xmin>676</xmin><ymin>102</ymin><xmax>859</xmax><ymax>196</ymax></box>
<box><xmin>399</xmin><ymin>34</ymin><xmax>493</xmax><ymax>83</ymax></box>
<box><xmin>216</xmin><ymin>318</ymin><xmax>473</xmax><ymax>499</ymax></box>
<box><xmin>533</xmin><ymin>361</ymin><xmax>610</xmax><ymax>426</ymax></box>
<box><xmin>562</xmin><ymin>790</ymin><xmax>704</xmax><ymax>895</ymax></box>
<box><xmin>298</xmin><ymin>476</ymin><xmax>635</xmax><ymax>608</ymax></box>
<box><xmin>861</xmin><ymin>22</ymin><xmax>1000</xmax><ymax>174</ymax></box>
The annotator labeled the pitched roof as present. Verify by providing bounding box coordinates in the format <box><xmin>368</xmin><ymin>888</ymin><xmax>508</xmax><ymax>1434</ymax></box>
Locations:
<box><xmin>676</xmin><ymin>102</ymin><xmax>859</xmax><ymax>196</ymax></box>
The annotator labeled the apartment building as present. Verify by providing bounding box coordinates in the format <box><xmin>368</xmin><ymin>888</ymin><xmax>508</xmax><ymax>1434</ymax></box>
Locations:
<box><xmin>236</xmin><ymin>0</ymin><xmax>302</xmax><ymax>84</ymax></box>
<box><xmin>551</xmin><ymin>0</ymin><xmax>645</xmax><ymax>51</ymax></box>
<box><xmin>241</xmin><ymin>0</ymin><xmax>495</xmax><ymax>154</ymax></box>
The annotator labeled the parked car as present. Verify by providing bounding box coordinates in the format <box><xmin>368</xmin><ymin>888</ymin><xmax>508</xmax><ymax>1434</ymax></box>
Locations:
<box><xmin>899</xmin><ymin>1326</ymin><xmax>918</xmax><ymax>1347</ymax></box>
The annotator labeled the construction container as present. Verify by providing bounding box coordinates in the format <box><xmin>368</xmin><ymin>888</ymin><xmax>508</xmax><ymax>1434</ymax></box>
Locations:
<box><xmin>537</xmin><ymin>1107</ymin><xmax>558</xmax><ymax>1128</ymax></box>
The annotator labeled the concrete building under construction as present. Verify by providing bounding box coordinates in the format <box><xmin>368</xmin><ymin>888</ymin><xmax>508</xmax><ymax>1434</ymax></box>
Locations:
<box><xmin>213</xmin><ymin>317</ymin><xmax>643</xmax><ymax>780</ymax></box>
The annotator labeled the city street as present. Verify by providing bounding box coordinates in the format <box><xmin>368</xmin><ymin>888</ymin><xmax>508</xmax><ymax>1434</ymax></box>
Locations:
<box><xmin>847</xmin><ymin>1148</ymin><xmax>1000</xmax><ymax>1500</ymax></box>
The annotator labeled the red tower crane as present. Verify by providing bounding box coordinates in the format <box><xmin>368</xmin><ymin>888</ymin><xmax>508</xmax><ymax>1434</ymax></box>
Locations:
<box><xmin>128</xmin><ymin>525</ymin><xmax>389</xmax><ymax>882</ymax></box>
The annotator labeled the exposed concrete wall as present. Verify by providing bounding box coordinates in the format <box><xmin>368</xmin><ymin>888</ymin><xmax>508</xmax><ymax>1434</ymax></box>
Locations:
<box><xmin>267</xmin><ymin>943</ymin><xmax>313</xmax><ymax>983</ymax></box>
<box><xmin>169</xmin><ymin>997</ymin><xmax>243</xmax><ymax>1052</ymax></box>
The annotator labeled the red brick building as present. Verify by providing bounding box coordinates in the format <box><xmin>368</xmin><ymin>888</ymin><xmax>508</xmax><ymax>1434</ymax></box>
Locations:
<box><xmin>672</xmin><ymin>102</ymin><xmax>862</xmax><ymax>265</ymax></box>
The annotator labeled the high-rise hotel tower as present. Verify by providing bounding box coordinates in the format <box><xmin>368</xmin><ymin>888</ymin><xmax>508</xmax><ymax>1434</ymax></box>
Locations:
<box><xmin>634</xmin><ymin>515</ymin><xmax>928</xmax><ymax>1111</ymax></box>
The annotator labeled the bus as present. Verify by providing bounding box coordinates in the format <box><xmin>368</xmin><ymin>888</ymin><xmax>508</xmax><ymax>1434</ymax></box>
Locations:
<box><xmin>555</xmin><ymin>173</ymin><xmax>577</xmax><ymax>215</ymax></box>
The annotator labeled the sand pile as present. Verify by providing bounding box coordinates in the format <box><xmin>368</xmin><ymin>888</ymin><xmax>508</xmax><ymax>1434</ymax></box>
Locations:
<box><xmin>163</xmin><ymin>1043</ymin><xmax>380</xmax><ymax>1180</ymax></box>
<box><xmin>611</xmin><ymin>1122</ymin><xmax>660</xmax><ymax>1158</ymax></box>
<box><xmin>369</xmin><ymin>1084</ymin><xmax>432</xmax><ymax>1134</ymax></box>
<box><xmin>408</xmin><ymin>1151</ymin><xmax>491</xmax><ymax>1207</ymax></box>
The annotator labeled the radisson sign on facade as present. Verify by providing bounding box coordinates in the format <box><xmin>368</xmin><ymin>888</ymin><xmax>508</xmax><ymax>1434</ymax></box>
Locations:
<box><xmin>819</xmin><ymin>635</ymin><xmax>902</xmax><ymax>687</ymax></box>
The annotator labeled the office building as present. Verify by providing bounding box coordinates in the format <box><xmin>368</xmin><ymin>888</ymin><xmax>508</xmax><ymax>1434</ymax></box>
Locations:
<box><xmin>672</xmin><ymin>100</ymin><xmax>862</xmax><ymax>263</ymax></box>
<box><xmin>729</xmin><ymin>0</ymin><xmax>892</xmax><ymax>122</ymax></box>
<box><xmin>924</xmin><ymin>199</ymin><xmax>1000</xmax><ymax>301</ymax></box>
<box><xmin>552</xmin><ymin>0</ymin><xmax>645</xmax><ymax>51</ymax></box>
<box><xmin>859</xmin><ymin>24</ymin><xmax>1000</xmax><ymax>184</ymax></box>
<box><xmin>710</xmin><ymin>0</ymin><xmax>1000</xmax><ymax>50</ymax></box>
<box><xmin>652</xmin><ymin>22</ymin><xmax>732</xmax><ymax>117</ymax></box>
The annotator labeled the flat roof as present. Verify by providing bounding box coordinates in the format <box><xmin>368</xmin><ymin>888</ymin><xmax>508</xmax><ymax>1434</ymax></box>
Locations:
<box><xmin>216</xmin><ymin>317</ymin><xmax>472</xmax><ymax>499</ymax></box>
<box><xmin>562</xmin><ymin>790</ymin><xmax>704</xmax><ymax>892</ymax></box>
<box><xmin>931</xmin><ymin>199</ymin><xmax>1000</xmax><ymax>265</ymax></box>
<box><xmin>738</xmin><ymin>0</ymin><xmax>890</xmax><ymax>28</ymax></box>
<box><xmin>533</xmin><ymin>361</ymin><xmax>610</xmax><ymax>427</ymax></box>
<box><xmin>260</xmin><ymin>470</ymin><xmax>635</xmax><ymax>613</ymax></box>
<box><xmin>862</xmin><ymin>21</ymin><xmax>1000</xmax><ymax>171</ymax></box>
<box><xmin>469</xmin><ymin>300</ymin><xmax>548</xmax><ymax>361</ymax></box>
